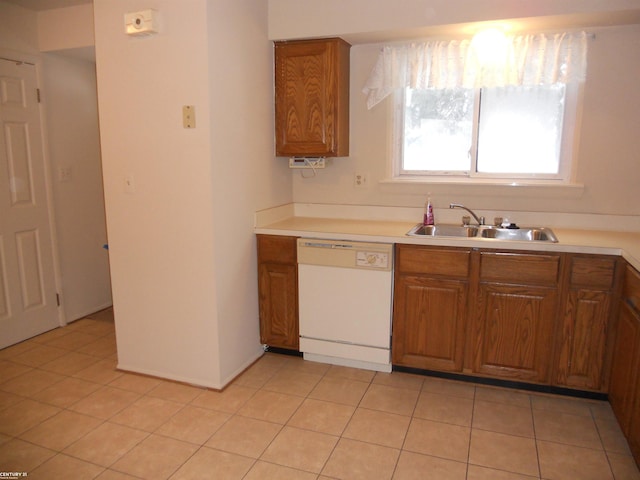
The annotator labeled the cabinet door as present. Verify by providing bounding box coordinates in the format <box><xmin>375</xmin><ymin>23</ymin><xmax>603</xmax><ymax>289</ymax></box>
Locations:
<box><xmin>555</xmin><ymin>289</ymin><xmax>611</xmax><ymax>390</ymax></box>
<box><xmin>609</xmin><ymin>302</ymin><xmax>640</xmax><ymax>433</ymax></box>
<box><xmin>258</xmin><ymin>262</ymin><xmax>298</xmax><ymax>350</ymax></box>
<box><xmin>629</xmin><ymin>373</ymin><xmax>640</xmax><ymax>468</ymax></box>
<box><xmin>628</xmin><ymin>373</ymin><xmax>640</xmax><ymax>468</ymax></box>
<box><xmin>257</xmin><ymin>235</ymin><xmax>298</xmax><ymax>350</ymax></box>
<box><xmin>472</xmin><ymin>283</ymin><xmax>557</xmax><ymax>383</ymax></box>
<box><xmin>392</xmin><ymin>275</ymin><xmax>468</xmax><ymax>372</ymax></box>
<box><xmin>275</xmin><ymin>38</ymin><xmax>350</xmax><ymax>157</ymax></box>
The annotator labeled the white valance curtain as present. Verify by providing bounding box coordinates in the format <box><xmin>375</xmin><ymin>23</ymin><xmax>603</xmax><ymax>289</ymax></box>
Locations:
<box><xmin>363</xmin><ymin>31</ymin><xmax>589</xmax><ymax>109</ymax></box>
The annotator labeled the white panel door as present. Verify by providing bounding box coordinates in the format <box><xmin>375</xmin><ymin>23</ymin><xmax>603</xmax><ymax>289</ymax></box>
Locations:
<box><xmin>0</xmin><ymin>58</ymin><xmax>59</xmax><ymax>348</ymax></box>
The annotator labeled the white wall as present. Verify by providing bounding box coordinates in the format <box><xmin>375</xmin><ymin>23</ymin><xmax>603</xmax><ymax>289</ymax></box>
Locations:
<box><xmin>94</xmin><ymin>0</ymin><xmax>221</xmax><ymax>387</ymax></box>
<box><xmin>268</xmin><ymin>0</ymin><xmax>640</xmax><ymax>226</ymax></box>
<box><xmin>207</xmin><ymin>0</ymin><xmax>291</xmax><ymax>382</ymax></box>
<box><xmin>94</xmin><ymin>0</ymin><xmax>291</xmax><ymax>388</ymax></box>
<box><xmin>41</xmin><ymin>53</ymin><xmax>112</xmax><ymax>322</ymax></box>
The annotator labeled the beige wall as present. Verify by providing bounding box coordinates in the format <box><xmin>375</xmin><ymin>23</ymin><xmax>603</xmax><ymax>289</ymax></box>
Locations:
<box><xmin>269</xmin><ymin>0</ymin><xmax>640</xmax><ymax>225</ymax></box>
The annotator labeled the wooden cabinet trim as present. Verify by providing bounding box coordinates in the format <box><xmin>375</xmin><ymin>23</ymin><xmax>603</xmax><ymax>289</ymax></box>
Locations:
<box><xmin>395</xmin><ymin>244</ymin><xmax>471</xmax><ymax>278</ymax></box>
<box><xmin>570</xmin><ymin>255</ymin><xmax>617</xmax><ymax>289</ymax></box>
<box><xmin>257</xmin><ymin>234</ymin><xmax>297</xmax><ymax>265</ymax></box>
<box><xmin>479</xmin><ymin>251</ymin><xmax>560</xmax><ymax>285</ymax></box>
<box><xmin>625</xmin><ymin>265</ymin><xmax>640</xmax><ymax>313</ymax></box>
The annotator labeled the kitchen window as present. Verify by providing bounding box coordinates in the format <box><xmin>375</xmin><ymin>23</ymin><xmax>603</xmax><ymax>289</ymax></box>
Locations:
<box><xmin>396</xmin><ymin>82</ymin><xmax>580</xmax><ymax>181</ymax></box>
<box><xmin>363</xmin><ymin>30</ymin><xmax>589</xmax><ymax>185</ymax></box>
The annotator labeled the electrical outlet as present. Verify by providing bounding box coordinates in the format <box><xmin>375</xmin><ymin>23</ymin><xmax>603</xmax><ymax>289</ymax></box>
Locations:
<box><xmin>354</xmin><ymin>172</ymin><xmax>368</xmax><ymax>188</ymax></box>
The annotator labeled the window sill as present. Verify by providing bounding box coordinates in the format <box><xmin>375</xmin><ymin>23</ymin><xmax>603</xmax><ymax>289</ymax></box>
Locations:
<box><xmin>379</xmin><ymin>177</ymin><xmax>585</xmax><ymax>198</ymax></box>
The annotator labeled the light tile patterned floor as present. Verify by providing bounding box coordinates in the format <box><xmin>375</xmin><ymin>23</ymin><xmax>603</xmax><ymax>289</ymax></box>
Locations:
<box><xmin>1</xmin><ymin>308</ymin><xmax>639</xmax><ymax>479</ymax></box>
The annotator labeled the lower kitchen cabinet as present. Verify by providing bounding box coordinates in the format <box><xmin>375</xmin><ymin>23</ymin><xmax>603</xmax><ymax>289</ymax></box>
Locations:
<box><xmin>610</xmin><ymin>265</ymin><xmax>640</xmax><ymax>461</ymax></box>
<box><xmin>472</xmin><ymin>282</ymin><xmax>557</xmax><ymax>383</ymax></box>
<box><xmin>610</xmin><ymin>300</ymin><xmax>640</xmax><ymax>466</ymax></box>
<box><xmin>629</xmin><ymin>364</ymin><xmax>640</xmax><ymax>466</ymax></box>
<box><xmin>471</xmin><ymin>251</ymin><xmax>560</xmax><ymax>383</ymax></box>
<box><xmin>624</xmin><ymin>265</ymin><xmax>640</xmax><ymax>468</ymax></box>
<box><xmin>392</xmin><ymin>245</ymin><xmax>470</xmax><ymax>372</ymax></box>
<box><xmin>257</xmin><ymin>235</ymin><xmax>299</xmax><ymax>350</ymax></box>
<box><xmin>553</xmin><ymin>255</ymin><xmax>621</xmax><ymax>391</ymax></box>
<box><xmin>392</xmin><ymin>247</ymin><xmax>621</xmax><ymax>391</ymax></box>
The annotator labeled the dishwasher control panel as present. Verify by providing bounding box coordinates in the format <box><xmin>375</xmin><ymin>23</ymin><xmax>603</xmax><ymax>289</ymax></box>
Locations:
<box><xmin>297</xmin><ymin>238</ymin><xmax>393</xmax><ymax>272</ymax></box>
<box><xmin>356</xmin><ymin>251</ymin><xmax>389</xmax><ymax>269</ymax></box>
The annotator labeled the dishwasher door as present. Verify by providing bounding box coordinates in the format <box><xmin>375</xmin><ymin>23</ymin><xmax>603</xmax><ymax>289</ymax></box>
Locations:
<box><xmin>297</xmin><ymin>239</ymin><xmax>393</xmax><ymax>372</ymax></box>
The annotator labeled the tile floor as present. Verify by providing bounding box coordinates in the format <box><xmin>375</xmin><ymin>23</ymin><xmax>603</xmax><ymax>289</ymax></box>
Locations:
<box><xmin>1</xmin><ymin>309</ymin><xmax>639</xmax><ymax>480</ymax></box>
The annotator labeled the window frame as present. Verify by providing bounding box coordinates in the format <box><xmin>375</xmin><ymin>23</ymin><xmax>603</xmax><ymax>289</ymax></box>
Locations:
<box><xmin>392</xmin><ymin>82</ymin><xmax>583</xmax><ymax>184</ymax></box>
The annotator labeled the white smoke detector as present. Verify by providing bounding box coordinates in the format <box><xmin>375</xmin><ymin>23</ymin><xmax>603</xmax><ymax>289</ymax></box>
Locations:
<box><xmin>124</xmin><ymin>9</ymin><xmax>159</xmax><ymax>37</ymax></box>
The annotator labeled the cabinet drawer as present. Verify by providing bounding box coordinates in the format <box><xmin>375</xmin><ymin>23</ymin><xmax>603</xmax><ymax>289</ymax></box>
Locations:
<box><xmin>625</xmin><ymin>265</ymin><xmax>640</xmax><ymax>313</ymax></box>
<box><xmin>396</xmin><ymin>245</ymin><xmax>470</xmax><ymax>277</ymax></box>
<box><xmin>257</xmin><ymin>235</ymin><xmax>297</xmax><ymax>264</ymax></box>
<box><xmin>570</xmin><ymin>256</ymin><xmax>616</xmax><ymax>289</ymax></box>
<box><xmin>480</xmin><ymin>251</ymin><xmax>560</xmax><ymax>285</ymax></box>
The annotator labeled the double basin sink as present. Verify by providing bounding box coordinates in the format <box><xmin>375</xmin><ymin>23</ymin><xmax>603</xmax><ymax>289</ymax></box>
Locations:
<box><xmin>406</xmin><ymin>224</ymin><xmax>559</xmax><ymax>242</ymax></box>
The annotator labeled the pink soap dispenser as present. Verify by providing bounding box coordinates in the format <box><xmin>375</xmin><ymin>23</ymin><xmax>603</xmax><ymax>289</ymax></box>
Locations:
<box><xmin>423</xmin><ymin>194</ymin><xmax>434</xmax><ymax>226</ymax></box>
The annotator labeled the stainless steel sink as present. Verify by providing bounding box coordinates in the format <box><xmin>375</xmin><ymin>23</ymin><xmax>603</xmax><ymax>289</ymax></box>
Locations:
<box><xmin>406</xmin><ymin>224</ymin><xmax>559</xmax><ymax>243</ymax></box>
<box><xmin>406</xmin><ymin>224</ymin><xmax>478</xmax><ymax>237</ymax></box>
<box><xmin>478</xmin><ymin>227</ymin><xmax>558</xmax><ymax>242</ymax></box>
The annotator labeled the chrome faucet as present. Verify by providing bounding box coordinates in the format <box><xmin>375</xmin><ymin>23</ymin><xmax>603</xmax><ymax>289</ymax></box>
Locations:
<box><xmin>450</xmin><ymin>203</ymin><xmax>485</xmax><ymax>225</ymax></box>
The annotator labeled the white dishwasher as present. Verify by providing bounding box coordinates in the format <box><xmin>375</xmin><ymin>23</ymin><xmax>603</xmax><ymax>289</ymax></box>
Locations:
<box><xmin>297</xmin><ymin>238</ymin><xmax>393</xmax><ymax>372</ymax></box>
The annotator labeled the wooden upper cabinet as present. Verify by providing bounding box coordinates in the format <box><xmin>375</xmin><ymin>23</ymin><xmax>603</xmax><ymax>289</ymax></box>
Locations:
<box><xmin>274</xmin><ymin>38</ymin><xmax>350</xmax><ymax>157</ymax></box>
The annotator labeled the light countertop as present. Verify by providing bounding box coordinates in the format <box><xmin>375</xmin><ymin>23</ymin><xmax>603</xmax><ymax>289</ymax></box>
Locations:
<box><xmin>255</xmin><ymin>216</ymin><xmax>640</xmax><ymax>271</ymax></box>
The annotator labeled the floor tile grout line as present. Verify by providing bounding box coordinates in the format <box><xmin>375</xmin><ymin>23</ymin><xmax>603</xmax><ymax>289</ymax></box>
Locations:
<box><xmin>529</xmin><ymin>389</ymin><xmax>544</xmax><ymax>479</ymax></box>
<box><xmin>591</xmin><ymin>402</ymin><xmax>623</xmax><ymax>479</ymax></box>
<box><xmin>302</xmin><ymin>361</ymin><xmax>355</xmax><ymax>478</ymax></box>
<box><xmin>391</xmin><ymin>373</ymin><xmax>427</xmax><ymax>478</ymax></box>
<box><xmin>462</xmin><ymin>383</ymin><xmax>478</xmax><ymax>480</ymax></box>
